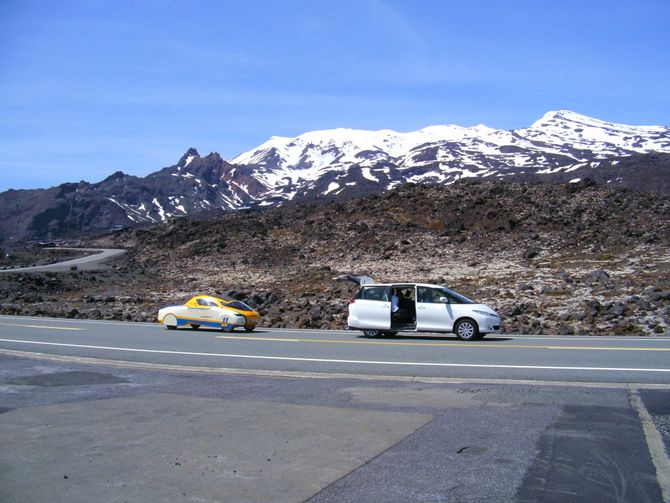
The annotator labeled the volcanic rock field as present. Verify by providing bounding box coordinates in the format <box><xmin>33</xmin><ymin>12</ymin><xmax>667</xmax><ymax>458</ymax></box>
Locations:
<box><xmin>1</xmin><ymin>179</ymin><xmax>669</xmax><ymax>336</ymax></box>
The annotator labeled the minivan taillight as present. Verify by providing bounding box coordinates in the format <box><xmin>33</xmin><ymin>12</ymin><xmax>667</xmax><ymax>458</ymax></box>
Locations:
<box><xmin>348</xmin><ymin>296</ymin><xmax>356</xmax><ymax>304</ymax></box>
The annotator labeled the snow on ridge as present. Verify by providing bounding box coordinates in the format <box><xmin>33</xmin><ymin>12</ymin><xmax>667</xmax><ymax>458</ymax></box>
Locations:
<box><xmin>231</xmin><ymin>111</ymin><xmax>669</xmax><ymax>169</ymax></box>
<box><xmin>231</xmin><ymin>125</ymin><xmax>466</xmax><ymax>166</ymax></box>
<box><xmin>209</xmin><ymin>111</ymin><xmax>670</xmax><ymax>211</ymax></box>
<box><xmin>531</xmin><ymin>110</ymin><xmax>667</xmax><ymax>131</ymax></box>
<box><xmin>522</xmin><ymin>111</ymin><xmax>670</xmax><ymax>155</ymax></box>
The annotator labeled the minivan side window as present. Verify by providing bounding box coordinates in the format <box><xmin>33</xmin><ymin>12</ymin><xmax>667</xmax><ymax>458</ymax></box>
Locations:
<box><xmin>418</xmin><ymin>287</ymin><xmax>442</xmax><ymax>303</ymax></box>
<box><xmin>417</xmin><ymin>287</ymin><xmax>475</xmax><ymax>304</ymax></box>
<box><xmin>360</xmin><ymin>286</ymin><xmax>390</xmax><ymax>302</ymax></box>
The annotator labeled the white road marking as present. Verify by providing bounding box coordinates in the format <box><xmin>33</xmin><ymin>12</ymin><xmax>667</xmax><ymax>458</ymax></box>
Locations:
<box><xmin>629</xmin><ymin>389</ymin><xmax>670</xmax><ymax>501</ymax></box>
<box><xmin>1</xmin><ymin>316</ymin><xmax>669</xmax><ymax>342</ymax></box>
<box><xmin>1</xmin><ymin>338</ymin><xmax>669</xmax><ymax>373</ymax></box>
<box><xmin>216</xmin><ymin>335</ymin><xmax>670</xmax><ymax>351</ymax></box>
<box><xmin>3</xmin><ymin>348</ymin><xmax>670</xmax><ymax>389</ymax></box>
<box><xmin>0</xmin><ymin>323</ymin><xmax>86</xmax><ymax>331</ymax></box>
<box><xmin>0</xmin><ymin>316</ymin><xmax>160</xmax><ymax>328</ymax></box>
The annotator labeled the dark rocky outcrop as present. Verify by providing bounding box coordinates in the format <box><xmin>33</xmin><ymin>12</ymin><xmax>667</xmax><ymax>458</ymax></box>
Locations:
<box><xmin>1</xmin><ymin>180</ymin><xmax>668</xmax><ymax>336</ymax></box>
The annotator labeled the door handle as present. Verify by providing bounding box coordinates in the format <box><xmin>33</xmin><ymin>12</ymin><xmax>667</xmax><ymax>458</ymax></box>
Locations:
<box><xmin>418</xmin><ymin>306</ymin><xmax>426</xmax><ymax>310</ymax></box>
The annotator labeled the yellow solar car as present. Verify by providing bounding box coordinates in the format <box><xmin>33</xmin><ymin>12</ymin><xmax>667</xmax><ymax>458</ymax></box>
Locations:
<box><xmin>158</xmin><ymin>295</ymin><xmax>261</xmax><ymax>332</ymax></box>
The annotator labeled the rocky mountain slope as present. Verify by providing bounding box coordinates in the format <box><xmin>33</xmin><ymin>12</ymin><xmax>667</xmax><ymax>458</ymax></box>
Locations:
<box><xmin>1</xmin><ymin>111</ymin><xmax>669</xmax><ymax>245</ymax></box>
<box><xmin>1</xmin><ymin>180</ymin><xmax>668</xmax><ymax>336</ymax></box>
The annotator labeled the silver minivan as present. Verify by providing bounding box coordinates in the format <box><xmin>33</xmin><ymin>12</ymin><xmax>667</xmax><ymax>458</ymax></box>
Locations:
<box><xmin>347</xmin><ymin>283</ymin><xmax>502</xmax><ymax>340</ymax></box>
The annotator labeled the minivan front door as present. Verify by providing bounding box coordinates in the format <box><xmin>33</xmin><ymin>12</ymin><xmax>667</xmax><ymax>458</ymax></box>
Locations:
<box><xmin>416</xmin><ymin>286</ymin><xmax>455</xmax><ymax>332</ymax></box>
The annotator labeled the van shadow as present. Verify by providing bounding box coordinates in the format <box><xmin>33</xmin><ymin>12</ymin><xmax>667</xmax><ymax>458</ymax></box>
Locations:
<box><xmin>357</xmin><ymin>334</ymin><xmax>513</xmax><ymax>342</ymax></box>
<box><xmin>174</xmin><ymin>327</ymin><xmax>268</xmax><ymax>334</ymax></box>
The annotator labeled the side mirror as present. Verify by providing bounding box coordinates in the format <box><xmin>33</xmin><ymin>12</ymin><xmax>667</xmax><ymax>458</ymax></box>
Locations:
<box><xmin>438</xmin><ymin>296</ymin><xmax>449</xmax><ymax>304</ymax></box>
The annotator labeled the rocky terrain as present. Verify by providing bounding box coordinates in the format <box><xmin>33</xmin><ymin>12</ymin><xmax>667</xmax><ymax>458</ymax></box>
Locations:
<box><xmin>1</xmin><ymin>179</ymin><xmax>669</xmax><ymax>336</ymax></box>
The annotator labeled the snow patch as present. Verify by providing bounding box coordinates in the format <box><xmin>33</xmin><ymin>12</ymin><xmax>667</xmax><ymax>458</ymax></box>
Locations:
<box><xmin>361</xmin><ymin>168</ymin><xmax>379</xmax><ymax>182</ymax></box>
<box><xmin>324</xmin><ymin>182</ymin><xmax>340</xmax><ymax>195</ymax></box>
<box><xmin>152</xmin><ymin>198</ymin><xmax>166</xmax><ymax>221</ymax></box>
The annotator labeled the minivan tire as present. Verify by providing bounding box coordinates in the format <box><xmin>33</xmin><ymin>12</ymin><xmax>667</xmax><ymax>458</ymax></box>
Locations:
<box><xmin>455</xmin><ymin>319</ymin><xmax>480</xmax><ymax>341</ymax></box>
<box><xmin>363</xmin><ymin>329</ymin><xmax>382</xmax><ymax>337</ymax></box>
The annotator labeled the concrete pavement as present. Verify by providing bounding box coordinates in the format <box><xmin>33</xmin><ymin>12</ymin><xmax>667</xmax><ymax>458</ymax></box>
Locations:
<box><xmin>1</xmin><ymin>352</ymin><xmax>668</xmax><ymax>502</ymax></box>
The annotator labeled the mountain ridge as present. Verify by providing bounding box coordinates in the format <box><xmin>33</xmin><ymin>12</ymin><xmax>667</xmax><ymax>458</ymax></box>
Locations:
<box><xmin>1</xmin><ymin>110</ymin><xmax>669</xmax><ymax>244</ymax></box>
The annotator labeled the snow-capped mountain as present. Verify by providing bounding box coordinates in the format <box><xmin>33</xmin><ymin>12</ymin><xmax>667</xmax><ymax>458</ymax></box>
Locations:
<box><xmin>1</xmin><ymin>110</ymin><xmax>669</xmax><ymax>243</ymax></box>
<box><xmin>230</xmin><ymin>110</ymin><xmax>670</xmax><ymax>200</ymax></box>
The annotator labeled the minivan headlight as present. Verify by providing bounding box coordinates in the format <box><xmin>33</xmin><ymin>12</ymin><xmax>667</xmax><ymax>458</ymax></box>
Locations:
<box><xmin>473</xmin><ymin>310</ymin><xmax>499</xmax><ymax>319</ymax></box>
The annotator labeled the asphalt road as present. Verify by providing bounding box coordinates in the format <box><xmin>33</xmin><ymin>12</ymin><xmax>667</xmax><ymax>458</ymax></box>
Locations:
<box><xmin>0</xmin><ymin>315</ymin><xmax>669</xmax><ymax>384</ymax></box>
<box><xmin>1</xmin><ymin>316</ymin><xmax>669</xmax><ymax>502</ymax></box>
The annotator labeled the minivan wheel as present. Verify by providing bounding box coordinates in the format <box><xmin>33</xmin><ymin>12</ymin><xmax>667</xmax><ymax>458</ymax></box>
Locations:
<box><xmin>455</xmin><ymin>319</ymin><xmax>480</xmax><ymax>341</ymax></box>
<box><xmin>363</xmin><ymin>329</ymin><xmax>381</xmax><ymax>338</ymax></box>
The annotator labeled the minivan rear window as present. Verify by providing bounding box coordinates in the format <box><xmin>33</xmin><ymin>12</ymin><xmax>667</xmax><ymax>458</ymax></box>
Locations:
<box><xmin>360</xmin><ymin>286</ymin><xmax>389</xmax><ymax>302</ymax></box>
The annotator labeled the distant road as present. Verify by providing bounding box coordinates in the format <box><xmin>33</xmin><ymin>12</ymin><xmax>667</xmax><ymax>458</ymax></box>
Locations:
<box><xmin>0</xmin><ymin>248</ymin><xmax>126</xmax><ymax>273</ymax></box>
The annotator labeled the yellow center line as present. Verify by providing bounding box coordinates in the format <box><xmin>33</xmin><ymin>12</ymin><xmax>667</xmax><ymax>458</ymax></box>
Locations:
<box><xmin>217</xmin><ymin>336</ymin><xmax>670</xmax><ymax>352</ymax></box>
<box><xmin>545</xmin><ymin>345</ymin><xmax>670</xmax><ymax>351</ymax></box>
<box><xmin>218</xmin><ymin>336</ymin><xmax>302</xmax><ymax>343</ymax></box>
<box><xmin>0</xmin><ymin>322</ymin><xmax>87</xmax><ymax>331</ymax></box>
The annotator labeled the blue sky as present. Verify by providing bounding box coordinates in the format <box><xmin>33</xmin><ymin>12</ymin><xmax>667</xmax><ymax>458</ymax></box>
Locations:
<box><xmin>1</xmin><ymin>0</ymin><xmax>669</xmax><ymax>191</ymax></box>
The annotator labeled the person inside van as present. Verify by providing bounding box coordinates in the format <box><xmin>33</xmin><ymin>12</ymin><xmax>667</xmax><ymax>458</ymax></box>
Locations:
<box><xmin>391</xmin><ymin>289</ymin><xmax>400</xmax><ymax>314</ymax></box>
<box><xmin>391</xmin><ymin>288</ymin><xmax>415</xmax><ymax>324</ymax></box>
